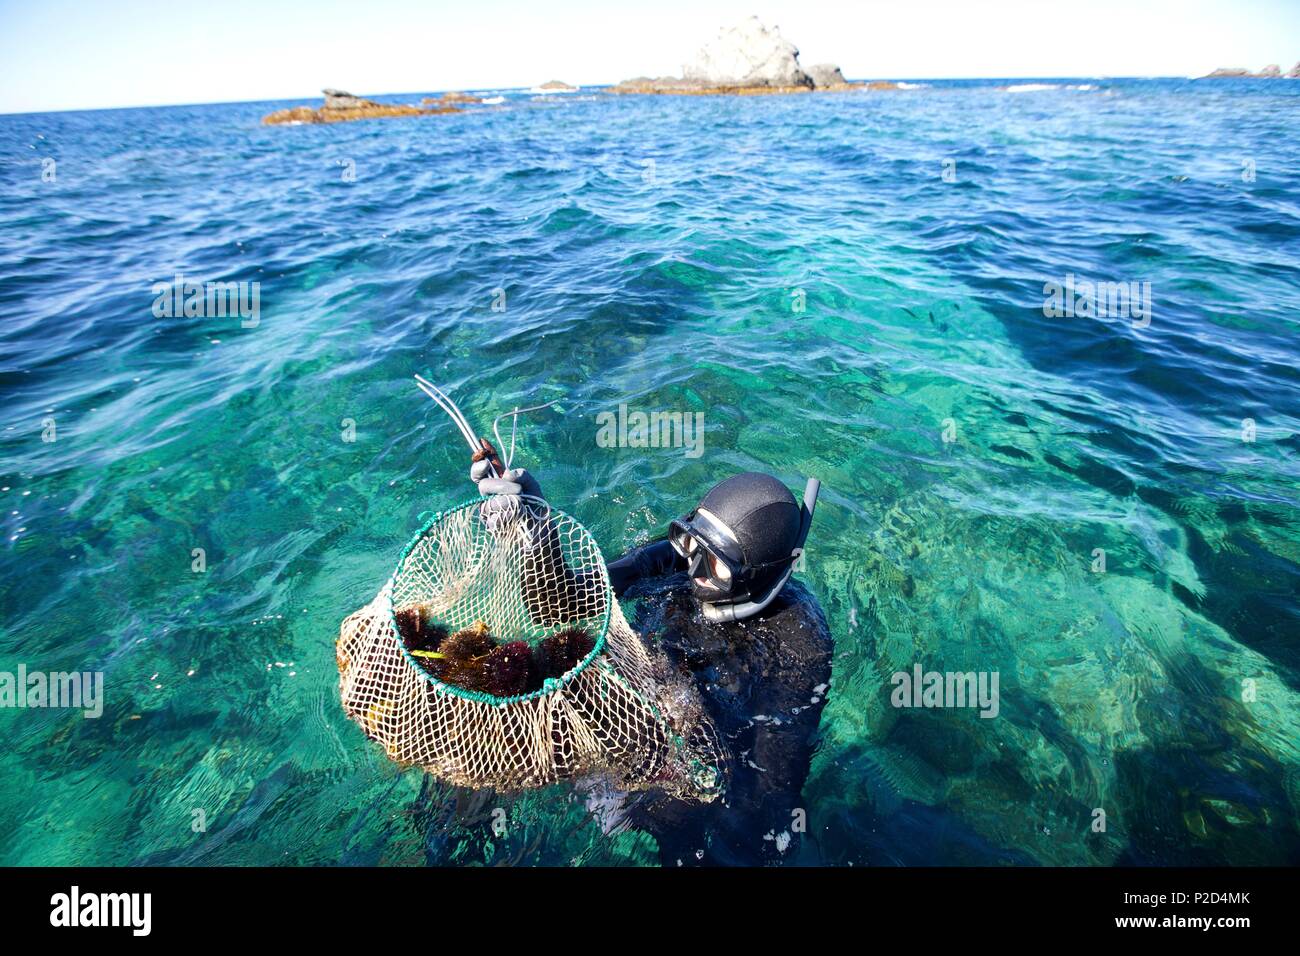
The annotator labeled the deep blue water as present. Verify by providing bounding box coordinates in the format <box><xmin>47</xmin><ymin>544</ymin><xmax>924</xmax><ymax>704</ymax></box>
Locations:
<box><xmin>1</xmin><ymin>78</ymin><xmax>1298</xmax><ymax>865</ymax></box>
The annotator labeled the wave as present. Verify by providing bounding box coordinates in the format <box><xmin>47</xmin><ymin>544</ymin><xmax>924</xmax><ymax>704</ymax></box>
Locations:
<box><xmin>1002</xmin><ymin>82</ymin><xmax>1099</xmax><ymax>93</ymax></box>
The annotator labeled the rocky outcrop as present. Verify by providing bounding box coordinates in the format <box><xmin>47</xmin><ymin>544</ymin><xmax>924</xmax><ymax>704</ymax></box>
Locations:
<box><xmin>1201</xmin><ymin>63</ymin><xmax>1298</xmax><ymax>78</ymax></box>
<box><xmin>683</xmin><ymin>17</ymin><xmax>810</xmax><ymax>88</ymax></box>
<box><xmin>423</xmin><ymin>91</ymin><xmax>482</xmax><ymax>105</ymax></box>
<box><xmin>609</xmin><ymin>75</ymin><xmax>812</xmax><ymax>95</ymax></box>
<box><xmin>535</xmin><ymin>80</ymin><xmax>578</xmax><ymax>91</ymax></box>
<box><xmin>806</xmin><ymin>63</ymin><xmax>848</xmax><ymax>89</ymax></box>
<box><xmin>322</xmin><ymin>88</ymin><xmax>373</xmax><ymax>109</ymax></box>
<box><xmin>612</xmin><ymin>17</ymin><xmax>853</xmax><ymax>95</ymax></box>
<box><xmin>263</xmin><ymin>88</ymin><xmax>458</xmax><ymax>125</ymax></box>
<box><xmin>608</xmin><ymin>76</ymin><xmax>691</xmax><ymax>93</ymax></box>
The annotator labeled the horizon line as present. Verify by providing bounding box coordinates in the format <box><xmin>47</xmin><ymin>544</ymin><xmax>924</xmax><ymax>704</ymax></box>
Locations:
<box><xmin>0</xmin><ymin>75</ymin><xmax>1220</xmax><ymax>118</ymax></box>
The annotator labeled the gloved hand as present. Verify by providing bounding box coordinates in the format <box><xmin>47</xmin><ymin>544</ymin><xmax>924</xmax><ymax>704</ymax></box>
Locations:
<box><xmin>469</xmin><ymin>457</ymin><xmax>546</xmax><ymax>533</ymax></box>
<box><xmin>470</xmin><ymin>459</ymin><xmax>544</xmax><ymax>500</ymax></box>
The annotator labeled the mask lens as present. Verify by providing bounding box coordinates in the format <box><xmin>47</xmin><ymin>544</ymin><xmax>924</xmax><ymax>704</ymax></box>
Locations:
<box><xmin>707</xmin><ymin>552</ymin><xmax>732</xmax><ymax>586</ymax></box>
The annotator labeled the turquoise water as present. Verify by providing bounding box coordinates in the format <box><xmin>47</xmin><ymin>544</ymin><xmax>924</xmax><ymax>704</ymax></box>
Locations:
<box><xmin>1</xmin><ymin>79</ymin><xmax>1298</xmax><ymax>865</ymax></box>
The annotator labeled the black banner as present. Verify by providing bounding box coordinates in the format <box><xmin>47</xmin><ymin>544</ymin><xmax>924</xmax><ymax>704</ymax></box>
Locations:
<box><xmin>0</xmin><ymin>866</ymin><xmax>1283</xmax><ymax>941</ymax></box>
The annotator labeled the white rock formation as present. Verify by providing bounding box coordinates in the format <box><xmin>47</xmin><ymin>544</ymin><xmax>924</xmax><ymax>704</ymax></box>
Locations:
<box><xmin>682</xmin><ymin>16</ymin><xmax>812</xmax><ymax>88</ymax></box>
<box><xmin>806</xmin><ymin>63</ymin><xmax>848</xmax><ymax>88</ymax></box>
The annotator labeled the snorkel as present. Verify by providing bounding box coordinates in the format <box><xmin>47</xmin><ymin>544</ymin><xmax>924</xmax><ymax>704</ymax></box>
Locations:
<box><xmin>700</xmin><ymin>477</ymin><xmax>820</xmax><ymax>623</ymax></box>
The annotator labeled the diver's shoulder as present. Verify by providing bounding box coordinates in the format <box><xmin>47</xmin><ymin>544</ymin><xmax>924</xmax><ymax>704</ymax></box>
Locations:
<box><xmin>762</xmin><ymin>579</ymin><xmax>831</xmax><ymax>643</ymax></box>
<box><xmin>775</xmin><ymin>577</ymin><xmax>827</xmax><ymax>617</ymax></box>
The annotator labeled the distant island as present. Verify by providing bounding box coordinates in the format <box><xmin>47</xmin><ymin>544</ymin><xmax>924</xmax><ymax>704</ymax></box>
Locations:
<box><xmin>264</xmin><ymin>83</ymin><xmax>586</xmax><ymax>124</ymax></box>
<box><xmin>424</xmin><ymin>91</ymin><xmax>482</xmax><ymax>105</ymax></box>
<box><xmin>263</xmin><ymin>88</ymin><xmax>459</xmax><ymax>125</ymax></box>
<box><xmin>261</xmin><ymin>16</ymin><xmax>877</xmax><ymax>125</ymax></box>
<box><xmin>1201</xmin><ymin>62</ymin><xmax>1299</xmax><ymax>78</ymax></box>
<box><xmin>611</xmin><ymin>17</ymin><xmax>868</xmax><ymax>94</ymax></box>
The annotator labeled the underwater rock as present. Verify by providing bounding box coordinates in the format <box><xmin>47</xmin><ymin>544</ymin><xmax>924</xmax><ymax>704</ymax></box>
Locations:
<box><xmin>262</xmin><ymin>88</ymin><xmax>460</xmax><ymax>125</ymax></box>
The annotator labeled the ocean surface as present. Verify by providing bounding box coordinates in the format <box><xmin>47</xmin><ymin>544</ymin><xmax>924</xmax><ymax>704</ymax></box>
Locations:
<box><xmin>1</xmin><ymin>78</ymin><xmax>1298</xmax><ymax>866</ymax></box>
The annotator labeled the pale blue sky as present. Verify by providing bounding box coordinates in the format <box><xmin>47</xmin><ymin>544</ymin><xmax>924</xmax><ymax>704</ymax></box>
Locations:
<box><xmin>2</xmin><ymin>0</ymin><xmax>1297</xmax><ymax>113</ymax></box>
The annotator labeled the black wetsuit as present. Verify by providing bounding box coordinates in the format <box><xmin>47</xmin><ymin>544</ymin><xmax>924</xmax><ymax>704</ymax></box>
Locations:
<box><xmin>606</xmin><ymin>539</ymin><xmax>833</xmax><ymax>866</ymax></box>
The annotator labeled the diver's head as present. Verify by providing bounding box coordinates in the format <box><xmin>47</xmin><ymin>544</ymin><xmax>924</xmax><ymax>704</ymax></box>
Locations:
<box><xmin>668</xmin><ymin>472</ymin><xmax>819</xmax><ymax>622</ymax></box>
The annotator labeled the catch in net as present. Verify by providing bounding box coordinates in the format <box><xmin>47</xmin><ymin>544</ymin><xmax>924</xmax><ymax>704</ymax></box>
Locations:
<box><xmin>337</xmin><ymin>496</ymin><xmax>725</xmax><ymax>798</ymax></box>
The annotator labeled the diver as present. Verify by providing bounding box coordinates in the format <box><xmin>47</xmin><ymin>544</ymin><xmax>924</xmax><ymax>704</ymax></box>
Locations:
<box><xmin>471</xmin><ymin>459</ymin><xmax>833</xmax><ymax>866</ymax></box>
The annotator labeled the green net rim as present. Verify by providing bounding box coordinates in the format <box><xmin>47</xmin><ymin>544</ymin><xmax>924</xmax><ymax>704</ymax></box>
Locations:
<box><xmin>384</xmin><ymin>495</ymin><xmax>612</xmax><ymax>708</ymax></box>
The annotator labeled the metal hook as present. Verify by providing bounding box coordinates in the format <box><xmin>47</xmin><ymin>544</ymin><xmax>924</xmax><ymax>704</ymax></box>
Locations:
<box><xmin>492</xmin><ymin>400</ymin><xmax>557</xmax><ymax>472</ymax></box>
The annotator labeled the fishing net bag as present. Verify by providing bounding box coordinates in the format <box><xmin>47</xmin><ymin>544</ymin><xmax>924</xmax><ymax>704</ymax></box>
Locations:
<box><xmin>337</xmin><ymin>496</ymin><xmax>725</xmax><ymax>799</ymax></box>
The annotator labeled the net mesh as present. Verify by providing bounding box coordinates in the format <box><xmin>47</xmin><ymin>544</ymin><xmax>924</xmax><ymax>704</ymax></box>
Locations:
<box><xmin>336</xmin><ymin>497</ymin><xmax>726</xmax><ymax>798</ymax></box>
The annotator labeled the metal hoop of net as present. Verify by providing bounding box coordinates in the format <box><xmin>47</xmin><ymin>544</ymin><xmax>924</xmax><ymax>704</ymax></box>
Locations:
<box><xmin>337</xmin><ymin>496</ymin><xmax>726</xmax><ymax>797</ymax></box>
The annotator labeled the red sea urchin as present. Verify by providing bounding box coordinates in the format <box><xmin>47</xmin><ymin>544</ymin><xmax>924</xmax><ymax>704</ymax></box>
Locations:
<box><xmin>536</xmin><ymin>628</ymin><xmax>596</xmax><ymax>681</ymax></box>
<box><xmin>395</xmin><ymin>605</ymin><xmax>446</xmax><ymax>651</ymax></box>
<box><xmin>481</xmin><ymin>641</ymin><xmax>543</xmax><ymax>697</ymax></box>
<box><xmin>396</xmin><ymin>616</ymin><xmax>587</xmax><ymax>697</ymax></box>
<box><xmin>423</xmin><ymin>621</ymin><xmax>494</xmax><ymax>689</ymax></box>
<box><xmin>395</xmin><ymin>604</ymin><xmax>450</xmax><ymax>677</ymax></box>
